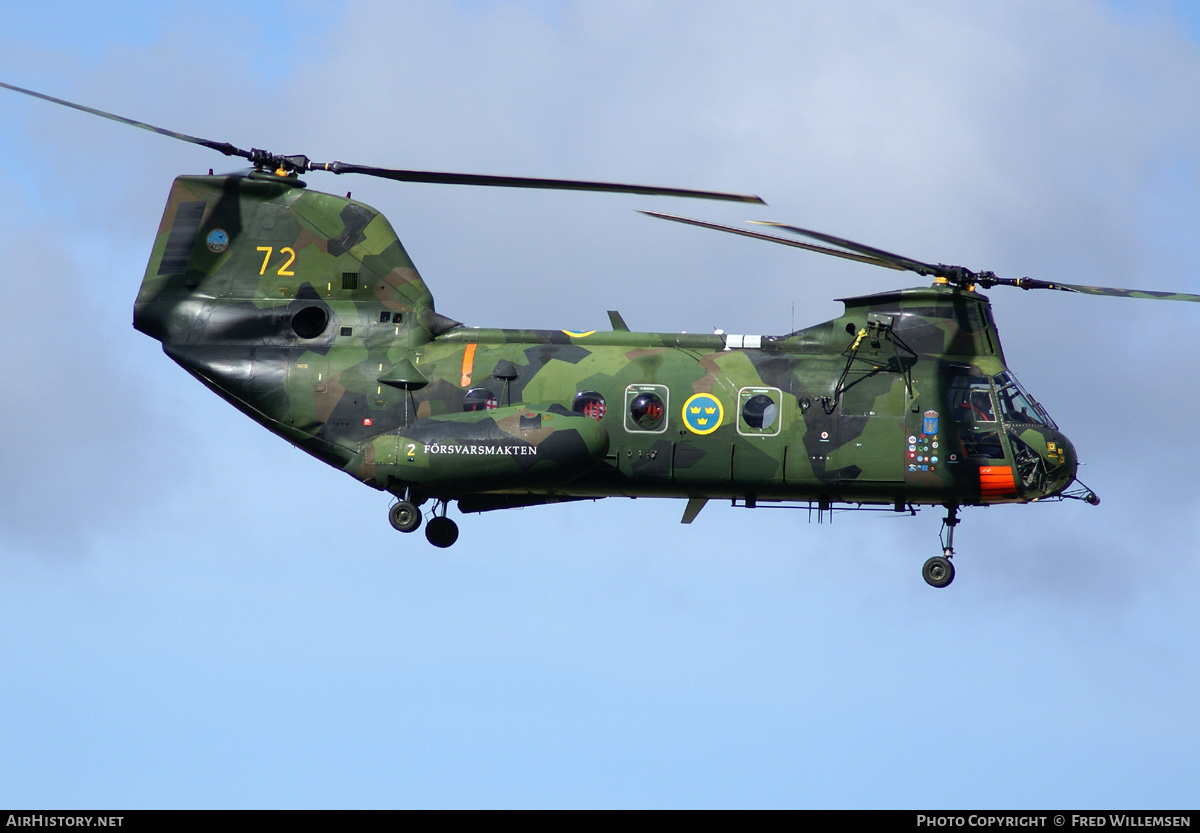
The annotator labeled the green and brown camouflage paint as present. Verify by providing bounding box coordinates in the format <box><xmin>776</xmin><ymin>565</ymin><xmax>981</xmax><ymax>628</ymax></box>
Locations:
<box><xmin>135</xmin><ymin>173</ymin><xmax>1078</xmax><ymax>520</ymax></box>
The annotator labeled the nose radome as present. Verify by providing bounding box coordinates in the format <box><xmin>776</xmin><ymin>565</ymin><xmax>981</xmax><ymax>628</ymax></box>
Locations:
<box><xmin>1041</xmin><ymin>430</ymin><xmax>1079</xmax><ymax>497</ymax></box>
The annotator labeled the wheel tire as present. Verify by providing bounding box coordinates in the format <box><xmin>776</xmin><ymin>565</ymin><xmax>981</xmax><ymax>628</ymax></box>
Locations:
<box><xmin>922</xmin><ymin>556</ymin><xmax>956</xmax><ymax>588</ymax></box>
<box><xmin>425</xmin><ymin>517</ymin><xmax>459</xmax><ymax>549</ymax></box>
<box><xmin>389</xmin><ymin>501</ymin><xmax>421</xmax><ymax>533</ymax></box>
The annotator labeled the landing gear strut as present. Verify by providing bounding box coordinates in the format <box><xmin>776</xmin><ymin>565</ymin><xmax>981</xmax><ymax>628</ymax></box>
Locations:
<box><xmin>425</xmin><ymin>500</ymin><xmax>459</xmax><ymax>548</ymax></box>
<box><xmin>923</xmin><ymin>505</ymin><xmax>958</xmax><ymax>588</ymax></box>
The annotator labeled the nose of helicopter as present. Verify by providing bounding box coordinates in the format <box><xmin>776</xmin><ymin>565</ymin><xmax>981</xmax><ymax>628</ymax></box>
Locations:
<box><xmin>1031</xmin><ymin>427</ymin><xmax>1079</xmax><ymax>499</ymax></box>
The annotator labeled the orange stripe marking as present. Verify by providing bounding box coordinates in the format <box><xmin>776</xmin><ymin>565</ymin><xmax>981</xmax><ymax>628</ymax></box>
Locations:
<box><xmin>460</xmin><ymin>343</ymin><xmax>477</xmax><ymax>387</ymax></box>
<box><xmin>979</xmin><ymin>466</ymin><xmax>1016</xmax><ymax>495</ymax></box>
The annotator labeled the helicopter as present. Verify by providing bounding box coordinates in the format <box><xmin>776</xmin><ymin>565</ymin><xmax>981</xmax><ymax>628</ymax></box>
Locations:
<box><xmin>7</xmin><ymin>81</ymin><xmax>1199</xmax><ymax>588</ymax></box>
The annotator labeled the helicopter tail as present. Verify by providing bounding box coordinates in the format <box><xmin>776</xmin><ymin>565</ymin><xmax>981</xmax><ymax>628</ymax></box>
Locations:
<box><xmin>134</xmin><ymin>172</ymin><xmax>444</xmax><ymax>348</ymax></box>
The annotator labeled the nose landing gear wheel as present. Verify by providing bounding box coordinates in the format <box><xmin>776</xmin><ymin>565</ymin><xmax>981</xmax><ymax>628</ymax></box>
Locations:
<box><xmin>924</xmin><ymin>504</ymin><xmax>960</xmax><ymax>588</ymax></box>
<box><xmin>389</xmin><ymin>501</ymin><xmax>421</xmax><ymax>533</ymax></box>
<box><xmin>425</xmin><ymin>516</ymin><xmax>459</xmax><ymax>548</ymax></box>
<box><xmin>922</xmin><ymin>555</ymin><xmax>955</xmax><ymax>588</ymax></box>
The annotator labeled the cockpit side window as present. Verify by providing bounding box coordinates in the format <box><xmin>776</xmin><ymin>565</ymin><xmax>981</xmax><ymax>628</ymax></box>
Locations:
<box><xmin>949</xmin><ymin>377</ymin><xmax>996</xmax><ymax>423</ymax></box>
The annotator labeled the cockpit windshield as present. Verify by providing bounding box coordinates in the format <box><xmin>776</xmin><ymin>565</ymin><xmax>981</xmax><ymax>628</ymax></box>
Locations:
<box><xmin>949</xmin><ymin>372</ymin><xmax>1055</xmax><ymax>428</ymax></box>
<box><xmin>993</xmin><ymin>371</ymin><xmax>1056</xmax><ymax>428</ymax></box>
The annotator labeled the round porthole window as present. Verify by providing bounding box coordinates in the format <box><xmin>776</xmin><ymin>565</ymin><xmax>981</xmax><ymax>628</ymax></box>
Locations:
<box><xmin>742</xmin><ymin>394</ymin><xmax>778</xmax><ymax>430</ymax></box>
<box><xmin>463</xmin><ymin>387</ymin><xmax>499</xmax><ymax>411</ymax></box>
<box><xmin>630</xmin><ymin>392</ymin><xmax>665</xmax><ymax>430</ymax></box>
<box><xmin>572</xmin><ymin>391</ymin><xmax>606</xmax><ymax>421</ymax></box>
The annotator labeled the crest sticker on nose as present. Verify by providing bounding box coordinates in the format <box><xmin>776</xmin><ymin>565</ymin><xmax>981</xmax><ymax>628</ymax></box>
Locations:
<box><xmin>923</xmin><ymin>410</ymin><xmax>940</xmax><ymax>435</ymax></box>
<box><xmin>682</xmin><ymin>392</ymin><xmax>724</xmax><ymax>435</ymax></box>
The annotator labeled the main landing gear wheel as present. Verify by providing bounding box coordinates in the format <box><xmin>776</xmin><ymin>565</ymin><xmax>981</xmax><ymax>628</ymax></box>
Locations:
<box><xmin>922</xmin><ymin>556</ymin><xmax>955</xmax><ymax>588</ymax></box>
<box><xmin>425</xmin><ymin>516</ymin><xmax>459</xmax><ymax>548</ymax></box>
<box><xmin>388</xmin><ymin>501</ymin><xmax>421</xmax><ymax>533</ymax></box>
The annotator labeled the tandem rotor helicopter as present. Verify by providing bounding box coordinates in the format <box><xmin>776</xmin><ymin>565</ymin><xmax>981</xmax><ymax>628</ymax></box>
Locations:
<box><xmin>8</xmin><ymin>81</ymin><xmax>1198</xmax><ymax>587</ymax></box>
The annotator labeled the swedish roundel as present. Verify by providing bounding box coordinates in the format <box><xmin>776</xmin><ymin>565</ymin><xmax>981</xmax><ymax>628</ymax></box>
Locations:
<box><xmin>682</xmin><ymin>392</ymin><xmax>723</xmax><ymax>435</ymax></box>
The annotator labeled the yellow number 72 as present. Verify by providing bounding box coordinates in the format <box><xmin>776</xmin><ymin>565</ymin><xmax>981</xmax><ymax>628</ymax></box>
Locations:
<box><xmin>256</xmin><ymin>246</ymin><xmax>296</xmax><ymax>276</ymax></box>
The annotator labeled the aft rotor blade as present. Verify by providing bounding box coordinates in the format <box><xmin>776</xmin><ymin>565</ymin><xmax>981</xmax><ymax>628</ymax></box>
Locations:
<box><xmin>2</xmin><ymin>81</ymin><xmax>762</xmax><ymax>204</ymax></box>
<box><xmin>752</xmin><ymin>221</ymin><xmax>947</xmax><ymax>277</ymax></box>
<box><xmin>314</xmin><ymin>162</ymin><xmax>764</xmax><ymax>203</ymax></box>
<box><xmin>0</xmin><ymin>80</ymin><xmax>247</xmax><ymax>160</ymax></box>
<box><xmin>639</xmin><ymin>211</ymin><xmax>906</xmax><ymax>270</ymax></box>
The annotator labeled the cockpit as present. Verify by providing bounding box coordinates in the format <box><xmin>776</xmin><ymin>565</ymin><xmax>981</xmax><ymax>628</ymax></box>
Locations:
<box><xmin>947</xmin><ymin>370</ymin><xmax>1075</xmax><ymax>501</ymax></box>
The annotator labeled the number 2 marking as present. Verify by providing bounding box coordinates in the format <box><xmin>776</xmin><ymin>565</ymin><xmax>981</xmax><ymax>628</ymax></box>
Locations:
<box><xmin>406</xmin><ymin>443</ymin><xmax>417</xmax><ymax>457</ymax></box>
<box><xmin>277</xmin><ymin>247</ymin><xmax>296</xmax><ymax>276</ymax></box>
<box><xmin>256</xmin><ymin>246</ymin><xmax>297</xmax><ymax>276</ymax></box>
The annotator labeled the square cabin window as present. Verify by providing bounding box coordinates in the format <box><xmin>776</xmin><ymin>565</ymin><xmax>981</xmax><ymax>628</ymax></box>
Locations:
<box><xmin>624</xmin><ymin>384</ymin><xmax>669</xmax><ymax>434</ymax></box>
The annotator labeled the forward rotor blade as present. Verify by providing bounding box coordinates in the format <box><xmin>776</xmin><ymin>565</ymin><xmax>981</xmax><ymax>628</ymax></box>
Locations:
<box><xmin>639</xmin><ymin>212</ymin><xmax>906</xmax><ymax>270</ymax></box>
<box><xmin>645</xmin><ymin>204</ymin><xmax>1200</xmax><ymax>301</ymax></box>
<box><xmin>315</xmin><ymin>162</ymin><xmax>764</xmax><ymax>203</ymax></box>
<box><xmin>752</xmin><ymin>221</ymin><xmax>946</xmax><ymax>277</ymax></box>
<box><xmin>1003</xmin><ymin>278</ymin><xmax>1200</xmax><ymax>301</ymax></box>
<box><xmin>0</xmin><ymin>80</ymin><xmax>247</xmax><ymax>160</ymax></box>
<box><xmin>756</xmin><ymin>222</ymin><xmax>1200</xmax><ymax>299</ymax></box>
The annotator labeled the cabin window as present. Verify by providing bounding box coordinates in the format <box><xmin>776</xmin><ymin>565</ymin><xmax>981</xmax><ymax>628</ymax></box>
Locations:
<box><xmin>572</xmin><ymin>391</ymin><xmax>607</xmax><ymax>421</ymax></box>
<box><xmin>463</xmin><ymin>387</ymin><xmax>498</xmax><ymax>412</ymax></box>
<box><xmin>624</xmin><ymin>385</ymin><xmax>668</xmax><ymax>433</ymax></box>
<box><xmin>738</xmin><ymin>387</ymin><xmax>782</xmax><ymax>436</ymax></box>
<box><xmin>291</xmin><ymin>306</ymin><xmax>329</xmax><ymax>339</ymax></box>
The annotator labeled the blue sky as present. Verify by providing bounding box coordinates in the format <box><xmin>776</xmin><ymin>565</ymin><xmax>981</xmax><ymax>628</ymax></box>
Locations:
<box><xmin>2</xmin><ymin>0</ymin><xmax>1199</xmax><ymax>809</ymax></box>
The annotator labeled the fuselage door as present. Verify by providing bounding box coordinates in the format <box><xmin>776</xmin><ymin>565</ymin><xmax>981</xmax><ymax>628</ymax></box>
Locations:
<box><xmin>827</xmin><ymin>369</ymin><xmax>906</xmax><ymax>483</ymax></box>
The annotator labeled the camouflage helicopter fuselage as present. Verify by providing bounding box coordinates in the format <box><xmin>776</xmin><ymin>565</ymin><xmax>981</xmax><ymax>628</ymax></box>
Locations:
<box><xmin>134</xmin><ymin>173</ymin><xmax>1078</xmax><ymax>529</ymax></box>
